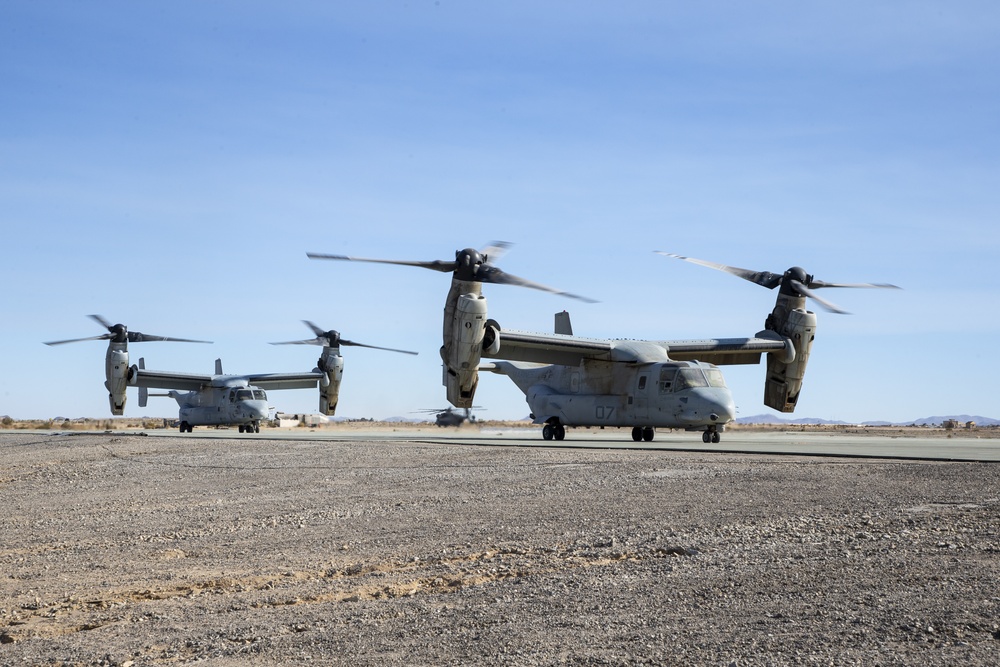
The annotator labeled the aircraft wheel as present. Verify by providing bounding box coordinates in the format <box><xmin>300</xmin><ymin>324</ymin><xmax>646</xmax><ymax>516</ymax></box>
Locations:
<box><xmin>180</xmin><ymin>421</ymin><xmax>190</xmax><ymax>433</ymax></box>
<box><xmin>631</xmin><ymin>427</ymin><xmax>642</xmax><ymax>442</ymax></box>
<box><xmin>642</xmin><ymin>427</ymin><xmax>654</xmax><ymax>442</ymax></box>
<box><xmin>239</xmin><ymin>425</ymin><xmax>245</xmax><ymax>433</ymax></box>
<box><xmin>542</xmin><ymin>424</ymin><xmax>554</xmax><ymax>441</ymax></box>
<box><xmin>254</xmin><ymin>423</ymin><xmax>260</xmax><ymax>433</ymax></box>
<box><xmin>712</xmin><ymin>431</ymin><xmax>720</xmax><ymax>443</ymax></box>
<box><xmin>702</xmin><ymin>431</ymin><xmax>711</xmax><ymax>443</ymax></box>
<box><xmin>554</xmin><ymin>424</ymin><xmax>566</xmax><ymax>441</ymax></box>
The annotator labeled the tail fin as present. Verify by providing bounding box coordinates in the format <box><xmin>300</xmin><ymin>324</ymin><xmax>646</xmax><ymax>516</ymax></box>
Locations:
<box><xmin>215</xmin><ymin>359</ymin><xmax>223</xmax><ymax>375</ymax></box>
<box><xmin>554</xmin><ymin>311</ymin><xmax>573</xmax><ymax>335</ymax></box>
<box><xmin>138</xmin><ymin>358</ymin><xmax>148</xmax><ymax>407</ymax></box>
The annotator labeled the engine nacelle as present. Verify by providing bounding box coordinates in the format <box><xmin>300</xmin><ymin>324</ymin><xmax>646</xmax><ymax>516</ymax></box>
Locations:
<box><xmin>763</xmin><ymin>307</ymin><xmax>817</xmax><ymax>412</ymax></box>
<box><xmin>317</xmin><ymin>349</ymin><xmax>344</xmax><ymax>416</ymax></box>
<box><xmin>105</xmin><ymin>346</ymin><xmax>130</xmax><ymax>416</ymax></box>
<box><xmin>442</xmin><ymin>293</ymin><xmax>488</xmax><ymax>408</ymax></box>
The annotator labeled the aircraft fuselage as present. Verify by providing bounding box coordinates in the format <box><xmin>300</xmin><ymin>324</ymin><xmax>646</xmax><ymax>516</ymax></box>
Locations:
<box><xmin>489</xmin><ymin>357</ymin><xmax>736</xmax><ymax>441</ymax></box>
<box><xmin>167</xmin><ymin>380</ymin><xmax>270</xmax><ymax>433</ymax></box>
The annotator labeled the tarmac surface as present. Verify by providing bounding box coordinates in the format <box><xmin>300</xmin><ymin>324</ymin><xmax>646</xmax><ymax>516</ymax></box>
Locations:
<box><xmin>2</xmin><ymin>427</ymin><xmax>998</xmax><ymax>665</ymax></box>
<box><xmin>141</xmin><ymin>424</ymin><xmax>1000</xmax><ymax>461</ymax></box>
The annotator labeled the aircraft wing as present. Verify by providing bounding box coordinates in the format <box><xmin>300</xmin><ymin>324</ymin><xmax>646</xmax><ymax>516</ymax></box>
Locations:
<box><xmin>243</xmin><ymin>372</ymin><xmax>325</xmax><ymax>390</ymax></box>
<box><xmin>486</xmin><ymin>330</ymin><xmax>642</xmax><ymax>365</ymax></box>
<box><xmin>654</xmin><ymin>334</ymin><xmax>791</xmax><ymax>366</ymax></box>
<box><xmin>132</xmin><ymin>368</ymin><xmax>214</xmax><ymax>391</ymax></box>
<box><xmin>486</xmin><ymin>329</ymin><xmax>790</xmax><ymax>367</ymax></box>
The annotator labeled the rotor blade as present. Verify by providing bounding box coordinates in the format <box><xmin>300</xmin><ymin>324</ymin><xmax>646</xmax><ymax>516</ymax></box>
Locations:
<box><xmin>44</xmin><ymin>334</ymin><xmax>113</xmax><ymax>346</ymax></box>
<box><xmin>126</xmin><ymin>333</ymin><xmax>212</xmax><ymax>344</ymax></box>
<box><xmin>656</xmin><ymin>253</ymin><xmax>783</xmax><ymax>289</ymax></box>
<box><xmin>88</xmin><ymin>314</ymin><xmax>114</xmax><ymax>330</ymax></box>
<box><xmin>269</xmin><ymin>338</ymin><xmax>326</xmax><ymax>346</ymax></box>
<box><xmin>790</xmin><ymin>280</ymin><xmax>849</xmax><ymax>314</ymax></box>
<box><xmin>339</xmin><ymin>339</ymin><xmax>419</xmax><ymax>355</ymax></box>
<box><xmin>302</xmin><ymin>320</ymin><xmax>327</xmax><ymax>337</ymax></box>
<box><xmin>476</xmin><ymin>265</ymin><xmax>598</xmax><ymax>303</ymax></box>
<box><xmin>479</xmin><ymin>240</ymin><xmax>513</xmax><ymax>265</ymax></box>
<box><xmin>808</xmin><ymin>279</ymin><xmax>902</xmax><ymax>290</ymax></box>
<box><xmin>307</xmin><ymin>253</ymin><xmax>458</xmax><ymax>273</ymax></box>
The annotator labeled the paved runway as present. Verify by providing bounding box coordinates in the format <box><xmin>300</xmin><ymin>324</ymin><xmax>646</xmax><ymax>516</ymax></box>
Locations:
<box><xmin>61</xmin><ymin>426</ymin><xmax>1000</xmax><ymax>461</ymax></box>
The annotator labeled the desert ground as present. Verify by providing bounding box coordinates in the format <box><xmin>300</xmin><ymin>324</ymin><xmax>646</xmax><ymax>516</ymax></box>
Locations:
<box><xmin>2</xmin><ymin>427</ymin><xmax>998</xmax><ymax>665</ymax></box>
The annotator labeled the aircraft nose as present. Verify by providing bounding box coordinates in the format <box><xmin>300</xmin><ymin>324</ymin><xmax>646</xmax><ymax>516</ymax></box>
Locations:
<box><xmin>244</xmin><ymin>401</ymin><xmax>268</xmax><ymax>420</ymax></box>
<box><xmin>708</xmin><ymin>391</ymin><xmax>736</xmax><ymax>424</ymax></box>
<box><xmin>679</xmin><ymin>388</ymin><xmax>736</xmax><ymax>425</ymax></box>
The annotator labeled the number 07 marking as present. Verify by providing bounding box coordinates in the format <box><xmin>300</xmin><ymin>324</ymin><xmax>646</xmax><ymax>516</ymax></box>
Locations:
<box><xmin>596</xmin><ymin>406</ymin><xmax>614</xmax><ymax>420</ymax></box>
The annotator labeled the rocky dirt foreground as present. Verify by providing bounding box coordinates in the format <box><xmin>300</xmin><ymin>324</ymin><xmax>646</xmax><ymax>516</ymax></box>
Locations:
<box><xmin>1</xmin><ymin>432</ymin><xmax>998</xmax><ymax>666</ymax></box>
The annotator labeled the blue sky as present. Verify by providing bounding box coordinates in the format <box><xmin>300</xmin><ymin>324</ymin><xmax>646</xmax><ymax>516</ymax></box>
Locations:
<box><xmin>3</xmin><ymin>1</ymin><xmax>998</xmax><ymax>423</ymax></box>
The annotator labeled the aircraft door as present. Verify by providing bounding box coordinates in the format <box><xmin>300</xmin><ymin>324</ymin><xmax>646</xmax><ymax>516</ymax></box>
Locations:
<box><xmin>632</xmin><ymin>373</ymin><xmax>650</xmax><ymax>420</ymax></box>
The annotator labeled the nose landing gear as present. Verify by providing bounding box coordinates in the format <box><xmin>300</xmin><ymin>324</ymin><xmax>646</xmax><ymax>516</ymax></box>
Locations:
<box><xmin>542</xmin><ymin>422</ymin><xmax>566</xmax><ymax>441</ymax></box>
<box><xmin>702</xmin><ymin>427</ymin><xmax>721</xmax><ymax>444</ymax></box>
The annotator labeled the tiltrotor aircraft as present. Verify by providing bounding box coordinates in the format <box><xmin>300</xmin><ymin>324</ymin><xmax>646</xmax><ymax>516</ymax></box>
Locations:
<box><xmin>417</xmin><ymin>406</ymin><xmax>483</xmax><ymax>427</ymax></box>
<box><xmin>308</xmin><ymin>242</ymin><xmax>594</xmax><ymax>409</ymax></box>
<box><xmin>136</xmin><ymin>357</ymin><xmax>323</xmax><ymax>433</ymax></box>
<box><xmin>479</xmin><ymin>255</ymin><xmax>899</xmax><ymax>443</ymax></box>
<box><xmin>46</xmin><ymin>317</ymin><xmax>416</xmax><ymax>432</ymax></box>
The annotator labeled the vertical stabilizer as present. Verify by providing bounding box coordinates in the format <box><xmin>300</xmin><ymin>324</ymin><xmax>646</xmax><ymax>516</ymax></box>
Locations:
<box><xmin>554</xmin><ymin>311</ymin><xmax>573</xmax><ymax>335</ymax></box>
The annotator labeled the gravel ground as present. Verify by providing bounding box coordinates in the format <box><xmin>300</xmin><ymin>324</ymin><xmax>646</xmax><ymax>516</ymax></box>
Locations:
<box><xmin>1</xmin><ymin>431</ymin><xmax>998</xmax><ymax>666</ymax></box>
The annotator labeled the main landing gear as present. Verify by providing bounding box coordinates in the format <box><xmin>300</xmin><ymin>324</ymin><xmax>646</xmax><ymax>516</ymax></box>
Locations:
<box><xmin>542</xmin><ymin>423</ymin><xmax>565</xmax><ymax>441</ymax></box>
<box><xmin>702</xmin><ymin>427</ymin><xmax>721</xmax><ymax>443</ymax></box>
<box><xmin>631</xmin><ymin>426</ymin><xmax>655</xmax><ymax>442</ymax></box>
<box><xmin>179</xmin><ymin>421</ymin><xmax>193</xmax><ymax>433</ymax></box>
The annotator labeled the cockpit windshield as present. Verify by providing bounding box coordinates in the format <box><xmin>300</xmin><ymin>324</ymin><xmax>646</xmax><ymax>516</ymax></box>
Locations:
<box><xmin>670</xmin><ymin>367</ymin><xmax>728</xmax><ymax>392</ymax></box>
<box><xmin>252</xmin><ymin>389</ymin><xmax>266</xmax><ymax>400</ymax></box>
<box><xmin>236</xmin><ymin>389</ymin><xmax>253</xmax><ymax>401</ymax></box>
<box><xmin>674</xmin><ymin>369</ymin><xmax>709</xmax><ymax>390</ymax></box>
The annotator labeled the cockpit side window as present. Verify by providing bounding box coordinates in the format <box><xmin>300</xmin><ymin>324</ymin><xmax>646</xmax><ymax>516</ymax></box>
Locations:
<box><xmin>229</xmin><ymin>389</ymin><xmax>236</xmax><ymax>402</ymax></box>
<box><xmin>658</xmin><ymin>367</ymin><xmax>674</xmax><ymax>393</ymax></box>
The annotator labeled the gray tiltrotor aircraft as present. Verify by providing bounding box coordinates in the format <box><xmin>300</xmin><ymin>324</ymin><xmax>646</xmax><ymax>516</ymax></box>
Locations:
<box><xmin>416</xmin><ymin>406</ymin><xmax>483</xmax><ymax>427</ymax></box>
<box><xmin>136</xmin><ymin>357</ymin><xmax>322</xmax><ymax>433</ymax></box>
<box><xmin>480</xmin><ymin>255</ymin><xmax>898</xmax><ymax>442</ymax></box>
<box><xmin>308</xmin><ymin>243</ymin><xmax>594</xmax><ymax>409</ymax></box>
<box><xmin>47</xmin><ymin>317</ymin><xmax>416</xmax><ymax>432</ymax></box>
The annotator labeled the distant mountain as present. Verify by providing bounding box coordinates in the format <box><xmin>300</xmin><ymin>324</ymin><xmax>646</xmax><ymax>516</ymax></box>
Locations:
<box><xmin>737</xmin><ymin>414</ymin><xmax>1000</xmax><ymax>427</ymax></box>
